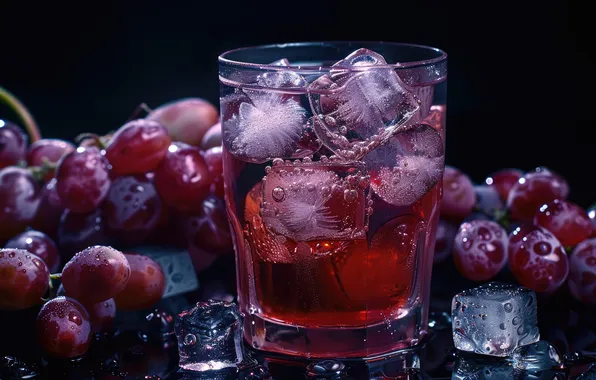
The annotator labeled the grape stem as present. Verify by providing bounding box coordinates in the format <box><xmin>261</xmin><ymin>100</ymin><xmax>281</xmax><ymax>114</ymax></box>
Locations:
<box><xmin>49</xmin><ymin>273</ymin><xmax>62</xmax><ymax>280</ymax></box>
<box><xmin>0</xmin><ymin>86</ymin><xmax>41</xmax><ymax>142</ymax></box>
<box><xmin>127</xmin><ymin>102</ymin><xmax>153</xmax><ymax>121</ymax></box>
<box><xmin>28</xmin><ymin>160</ymin><xmax>58</xmax><ymax>182</ymax></box>
<box><xmin>74</xmin><ymin>133</ymin><xmax>107</xmax><ymax>149</ymax></box>
<box><xmin>473</xmin><ymin>206</ymin><xmax>511</xmax><ymax>230</ymax></box>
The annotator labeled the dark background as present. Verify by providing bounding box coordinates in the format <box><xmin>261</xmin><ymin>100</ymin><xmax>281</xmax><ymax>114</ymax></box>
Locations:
<box><xmin>1</xmin><ymin>1</ymin><xmax>591</xmax><ymax>205</ymax></box>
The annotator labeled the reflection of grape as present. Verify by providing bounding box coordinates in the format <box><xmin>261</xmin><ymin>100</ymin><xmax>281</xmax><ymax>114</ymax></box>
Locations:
<box><xmin>36</xmin><ymin>297</ymin><xmax>91</xmax><ymax>358</ymax></box>
<box><xmin>0</xmin><ymin>249</ymin><xmax>49</xmax><ymax>310</ymax></box>
<box><xmin>55</xmin><ymin>147</ymin><xmax>111</xmax><ymax>213</ymax></box>
<box><xmin>0</xmin><ymin>120</ymin><xmax>27</xmax><ymax>169</ymax></box>
<box><xmin>62</xmin><ymin>246</ymin><xmax>131</xmax><ymax>304</ymax></box>
<box><xmin>0</xmin><ymin>167</ymin><xmax>40</xmax><ymax>242</ymax></box>
<box><xmin>4</xmin><ymin>230</ymin><xmax>60</xmax><ymax>273</ymax></box>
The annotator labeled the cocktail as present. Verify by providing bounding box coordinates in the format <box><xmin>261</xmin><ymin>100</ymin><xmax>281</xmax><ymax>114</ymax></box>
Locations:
<box><xmin>219</xmin><ymin>42</ymin><xmax>447</xmax><ymax>358</ymax></box>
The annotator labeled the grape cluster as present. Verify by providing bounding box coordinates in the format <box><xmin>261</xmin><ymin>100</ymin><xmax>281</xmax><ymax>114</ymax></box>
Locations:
<box><xmin>438</xmin><ymin>165</ymin><xmax>595</xmax><ymax>302</ymax></box>
<box><xmin>0</xmin><ymin>97</ymin><xmax>228</xmax><ymax>358</ymax></box>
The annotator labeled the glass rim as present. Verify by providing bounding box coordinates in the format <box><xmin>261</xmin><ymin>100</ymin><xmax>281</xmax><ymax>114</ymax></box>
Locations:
<box><xmin>218</xmin><ymin>41</ymin><xmax>448</xmax><ymax>71</ymax></box>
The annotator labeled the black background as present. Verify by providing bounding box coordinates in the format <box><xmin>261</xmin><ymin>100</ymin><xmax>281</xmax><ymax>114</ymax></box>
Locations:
<box><xmin>1</xmin><ymin>1</ymin><xmax>591</xmax><ymax>205</ymax></box>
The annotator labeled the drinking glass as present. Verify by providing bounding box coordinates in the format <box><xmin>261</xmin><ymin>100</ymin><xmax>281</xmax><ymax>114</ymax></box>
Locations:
<box><xmin>219</xmin><ymin>41</ymin><xmax>447</xmax><ymax>358</ymax></box>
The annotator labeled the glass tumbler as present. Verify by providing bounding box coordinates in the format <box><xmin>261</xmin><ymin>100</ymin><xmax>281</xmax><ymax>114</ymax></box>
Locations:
<box><xmin>219</xmin><ymin>42</ymin><xmax>447</xmax><ymax>358</ymax></box>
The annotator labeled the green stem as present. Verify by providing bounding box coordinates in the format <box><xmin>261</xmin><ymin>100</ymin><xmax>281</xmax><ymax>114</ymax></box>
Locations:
<box><xmin>0</xmin><ymin>86</ymin><xmax>41</xmax><ymax>142</ymax></box>
<box><xmin>50</xmin><ymin>273</ymin><xmax>62</xmax><ymax>280</ymax></box>
<box><xmin>74</xmin><ymin>133</ymin><xmax>107</xmax><ymax>150</ymax></box>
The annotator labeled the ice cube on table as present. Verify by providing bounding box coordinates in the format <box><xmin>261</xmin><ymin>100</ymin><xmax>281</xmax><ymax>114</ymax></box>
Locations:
<box><xmin>511</xmin><ymin>341</ymin><xmax>562</xmax><ymax>371</ymax></box>
<box><xmin>451</xmin><ymin>282</ymin><xmax>540</xmax><ymax>357</ymax></box>
<box><xmin>261</xmin><ymin>160</ymin><xmax>370</xmax><ymax>241</ymax></box>
<box><xmin>308</xmin><ymin>48</ymin><xmax>420</xmax><ymax>161</ymax></box>
<box><xmin>452</xmin><ymin>355</ymin><xmax>513</xmax><ymax>380</ymax></box>
<box><xmin>175</xmin><ymin>300</ymin><xmax>244</xmax><ymax>372</ymax></box>
<box><xmin>366</xmin><ymin>123</ymin><xmax>444</xmax><ymax>206</ymax></box>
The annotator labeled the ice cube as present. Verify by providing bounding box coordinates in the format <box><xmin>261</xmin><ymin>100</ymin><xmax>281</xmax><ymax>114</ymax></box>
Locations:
<box><xmin>261</xmin><ymin>160</ymin><xmax>370</xmax><ymax>241</ymax></box>
<box><xmin>308</xmin><ymin>48</ymin><xmax>420</xmax><ymax>161</ymax></box>
<box><xmin>366</xmin><ymin>123</ymin><xmax>444</xmax><ymax>206</ymax></box>
<box><xmin>451</xmin><ymin>282</ymin><xmax>540</xmax><ymax>357</ymax></box>
<box><xmin>175</xmin><ymin>300</ymin><xmax>244</xmax><ymax>372</ymax></box>
<box><xmin>578</xmin><ymin>364</ymin><xmax>596</xmax><ymax>379</ymax></box>
<box><xmin>256</xmin><ymin>58</ymin><xmax>306</xmax><ymax>89</ymax></box>
<box><xmin>409</xmin><ymin>85</ymin><xmax>435</xmax><ymax>123</ymax></box>
<box><xmin>511</xmin><ymin>341</ymin><xmax>562</xmax><ymax>371</ymax></box>
<box><xmin>452</xmin><ymin>355</ymin><xmax>513</xmax><ymax>380</ymax></box>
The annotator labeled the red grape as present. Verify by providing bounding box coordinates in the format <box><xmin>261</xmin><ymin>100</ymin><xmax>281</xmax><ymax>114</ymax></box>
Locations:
<box><xmin>87</xmin><ymin>298</ymin><xmax>116</xmax><ymax>334</ymax></box>
<box><xmin>36</xmin><ymin>296</ymin><xmax>91</xmax><ymax>358</ymax></box>
<box><xmin>440</xmin><ymin>166</ymin><xmax>475</xmax><ymax>221</ymax></box>
<box><xmin>0</xmin><ymin>249</ymin><xmax>49</xmax><ymax>310</ymax></box>
<box><xmin>55</xmin><ymin>147</ymin><xmax>111</xmax><ymax>213</ymax></box>
<box><xmin>57</xmin><ymin>284</ymin><xmax>116</xmax><ymax>333</ymax></box>
<box><xmin>105</xmin><ymin>119</ymin><xmax>171</xmax><ymax>176</ymax></box>
<box><xmin>30</xmin><ymin>178</ymin><xmax>65</xmax><ymax>239</ymax></box>
<box><xmin>57</xmin><ymin>208</ymin><xmax>107</xmax><ymax>262</ymax></box>
<box><xmin>506</xmin><ymin>167</ymin><xmax>569</xmax><ymax>221</ymax></box>
<box><xmin>114</xmin><ymin>253</ymin><xmax>165</xmax><ymax>310</ymax></box>
<box><xmin>188</xmin><ymin>246</ymin><xmax>219</xmax><ymax>273</ymax></box>
<box><xmin>508</xmin><ymin>224</ymin><xmax>569</xmax><ymax>293</ymax></box>
<box><xmin>203</xmin><ymin>146</ymin><xmax>224</xmax><ymax>198</ymax></box>
<box><xmin>0</xmin><ymin>120</ymin><xmax>27</xmax><ymax>169</ymax></box>
<box><xmin>453</xmin><ymin>220</ymin><xmax>508</xmax><ymax>281</ymax></box>
<box><xmin>433</xmin><ymin>219</ymin><xmax>458</xmax><ymax>264</ymax></box>
<box><xmin>27</xmin><ymin>139</ymin><xmax>75</xmax><ymax>180</ymax></box>
<box><xmin>154</xmin><ymin>142</ymin><xmax>211</xmax><ymax>213</ymax></box>
<box><xmin>200</xmin><ymin>122</ymin><xmax>222</xmax><ymax>151</ymax></box>
<box><xmin>569</xmin><ymin>238</ymin><xmax>596</xmax><ymax>304</ymax></box>
<box><xmin>485</xmin><ymin>168</ymin><xmax>523</xmax><ymax>201</ymax></box>
<box><xmin>61</xmin><ymin>246</ymin><xmax>131</xmax><ymax>304</ymax></box>
<box><xmin>104</xmin><ymin>175</ymin><xmax>163</xmax><ymax>244</ymax></box>
<box><xmin>588</xmin><ymin>205</ymin><xmax>596</xmax><ymax>238</ymax></box>
<box><xmin>0</xmin><ymin>167</ymin><xmax>40</xmax><ymax>242</ymax></box>
<box><xmin>4</xmin><ymin>231</ymin><xmax>60</xmax><ymax>273</ymax></box>
<box><xmin>533</xmin><ymin>199</ymin><xmax>592</xmax><ymax>246</ymax></box>
<box><xmin>146</xmin><ymin>98</ymin><xmax>219</xmax><ymax>146</ymax></box>
<box><xmin>183</xmin><ymin>196</ymin><xmax>233</xmax><ymax>255</ymax></box>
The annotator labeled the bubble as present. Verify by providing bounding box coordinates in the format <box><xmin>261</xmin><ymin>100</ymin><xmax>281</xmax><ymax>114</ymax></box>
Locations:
<box><xmin>504</xmin><ymin>303</ymin><xmax>513</xmax><ymax>313</ymax></box>
<box><xmin>272</xmin><ymin>187</ymin><xmax>286</xmax><ymax>202</ymax></box>
<box><xmin>343</xmin><ymin>189</ymin><xmax>358</xmax><ymax>203</ymax></box>
<box><xmin>183</xmin><ymin>333</ymin><xmax>197</xmax><ymax>346</ymax></box>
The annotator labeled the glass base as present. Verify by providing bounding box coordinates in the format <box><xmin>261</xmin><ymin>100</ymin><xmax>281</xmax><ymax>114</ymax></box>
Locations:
<box><xmin>244</xmin><ymin>307</ymin><xmax>427</xmax><ymax>359</ymax></box>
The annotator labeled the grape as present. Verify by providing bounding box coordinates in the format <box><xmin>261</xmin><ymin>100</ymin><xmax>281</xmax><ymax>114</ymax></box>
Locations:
<box><xmin>453</xmin><ymin>220</ymin><xmax>508</xmax><ymax>281</ymax></box>
<box><xmin>105</xmin><ymin>119</ymin><xmax>171</xmax><ymax>176</ymax></box>
<box><xmin>104</xmin><ymin>175</ymin><xmax>163</xmax><ymax>244</ymax></box>
<box><xmin>61</xmin><ymin>246</ymin><xmax>131</xmax><ymax>304</ymax></box>
<box><xmin>146</xmin><ymin>98</ymin><xmax>219</xmax><ymax>146</ymax></box>
<box><xmin>30</xmin><ymin>178</ymin><xmax>64</xmax><ymax>239</ymax></box>
<box><xmin>26</xmin><ymin>139</ymin><xmax>75</xmax><ymax>180</ymax></box>
<box><xmin>183</xmin><ymin>196</ymin><xmax>233</xmax><ymax>255</ymax></box>
<box><xmin>506</xmin><ymin>167</ymin><xmax>569</xmax><ymax>221</ymax></box>
<box><xmin>0</xmin><ymin>167</ymin><xmax>40</xmax><ymax>242</ymax></box>
<box><xmin>0</xmin><ymin>120</ymin><xmax>27</xmax><ymax>169</ymax></box>
<box><xmin>433</xmin><ymin>219</ymin><xmax>458</xmax><ymax>264</ymax></box>
<box><xmin>36</xmin><ymin>296</ymin><xmax>91</xmax><ymax>358</ymax></box>
<box><xmin>473</xmin><ymin>185</ymin><xmax>504</xmax><ymax>217</ymax></box>
<box><xmin>154</xmin><ymin>142</ymin><xmax>211</xmax><ymax>213</ymax></box>
<box><xmin>57</xmin><ymin>284</ymin><xmax>116</xmax><ymax>333</ymax></box>
<box><xmin>4</xmin><ymin>231</ymin><xmax>60</xmax><ymax>273</ymax></box>
<box><xmin>55</xmin><ymin>147</ymin><xmax>111</xmax><ymax>213</ymax></box>
<box><xmin>200</xmin><ymin>122</ymin><xmax>222</xmax><ymax>150</ymax></box>
<box><xmin>533</xmin><ymin>199</ymin><xmax>592</xmax><ymax>246</ymax></box>
<box><xmin>0</xmin><ymin>249</ymin><xmax>49</xmax><ymax>310</ymax></box>
<box><xmin>114</xmin><ymin>253</ymin><xmax>165</xmax><ymax>310</ymax></box>
<box><xmin>440</xmin><ymin>166</ymin><xmax>476</xmax><ymax>221</ymax></box>
<box><xmin>588</xmin><ymin>205</ymin><xmax>596</xmax><ymax>238</ymax></box>
<box><xmin>508</xmin><ymin>224</ymin><xmax>569</xmax><ymax>293</ymax></box>
<box><xmin>485</xmin><ymin>168</ymin><xmax>523</xmax><ymax>200</ymax></box>
<box><xmin>57</xmin><ymin>208</ymin><xmax>107</xmax><ymax>263</ymax></box>
<box><xmin>569</xmin><ymin>238</ymin><xmax>596</xmax><ymax>304</ymax></box>
<box><xmin>188</xmin><ymin>245</ymin><xmax>219</xmax><ymax>273</ymax></box>
<box><xmin>203</xmin><ymin>146</ymin><xmax>224</xmax><ymax>198</ymax></box>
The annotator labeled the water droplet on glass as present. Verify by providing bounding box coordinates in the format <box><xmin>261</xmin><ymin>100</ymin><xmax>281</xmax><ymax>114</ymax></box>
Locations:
<box><xmin>272</xmin><ymin>187</ymin><xmax>285</xmax><ymax>202</ymax></box>
<box><xmin>183</xmin><ymin>333</ymin><xmax>197</xmax><ymax>346</ymax></box>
